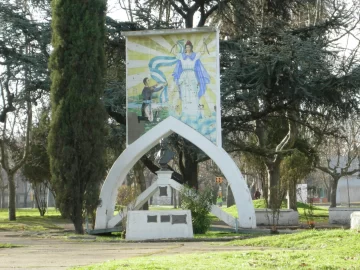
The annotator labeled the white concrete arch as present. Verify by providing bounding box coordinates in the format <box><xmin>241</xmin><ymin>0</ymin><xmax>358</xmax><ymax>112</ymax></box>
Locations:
<box><xmin>95</xmin><ymin>116</ymin><xmax>256</xmax><ymax>229</ymax></box>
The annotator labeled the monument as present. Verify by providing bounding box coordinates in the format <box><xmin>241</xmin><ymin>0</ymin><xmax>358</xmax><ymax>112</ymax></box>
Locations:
<box><xmin>94</xmin><ymin>27</ymin><xmax>256</xmax><ymax>235</ymax></box>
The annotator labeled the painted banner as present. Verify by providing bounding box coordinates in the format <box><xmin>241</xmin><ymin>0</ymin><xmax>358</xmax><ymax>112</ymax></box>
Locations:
<box><xmin>125</xmin><ymin>28</ymin><xmax>220</xmax><ymax>145</ymax></box>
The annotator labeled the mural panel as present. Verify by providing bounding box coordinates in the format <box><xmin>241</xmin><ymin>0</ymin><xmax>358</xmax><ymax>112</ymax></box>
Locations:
<box><xmin>126</xmin><ymin>29</ymin><xmax>219</xmax><ymax>145</ymax></box>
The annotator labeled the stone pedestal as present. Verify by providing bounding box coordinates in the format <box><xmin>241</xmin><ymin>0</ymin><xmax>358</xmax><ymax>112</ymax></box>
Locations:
<box><xmin>156</xmin><ymin>170</ymin><xmax>173</xmax><ymax>186</ymax></box>
<box><xmin>126</xmin><ymin>210</ymin><xmax>193</xmax><ymax>240</ymax></box>
<box><xmin>329</xmin><ymin>208</ymin><xmax>360</xmax><ymax>225</ymax></box>
<box><xmin>255</xmin><ymin>209</ymin><xmax>299</xmax><ymax>226</ymax></box>
<box><xmin>350</xmin><ymin>211</ymin><xmax>360</xmax><ymax>230</ymax></box>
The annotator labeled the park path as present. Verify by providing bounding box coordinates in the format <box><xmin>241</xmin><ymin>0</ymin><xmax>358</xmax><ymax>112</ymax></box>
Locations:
<box><xmin>0</xmin><ymin>231</ymin><xmax>264</xmax><ymax>270</ymax></box>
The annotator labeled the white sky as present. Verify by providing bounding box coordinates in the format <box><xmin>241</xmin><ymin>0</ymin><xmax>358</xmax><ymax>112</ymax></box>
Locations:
<box><xmin>106</xmin><ymin>0</ymin><xmax>359</xmax><ymax>52</ymax></box>
<box><xmin>107</xmin><ymin>0</ymin><xmax>130</xmax><ymax>21</ymax></box>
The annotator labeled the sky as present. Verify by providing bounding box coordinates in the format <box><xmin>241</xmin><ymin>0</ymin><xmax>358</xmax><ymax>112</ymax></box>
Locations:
<box><xmin>107</xmin><ymin>0</ymin><xmax>130</xmax><ymax>22</ymax></box>
<box><xmin>106</xmin><ymin>0</ymin><xmax>359</xmax><ymax>52</ymax></box>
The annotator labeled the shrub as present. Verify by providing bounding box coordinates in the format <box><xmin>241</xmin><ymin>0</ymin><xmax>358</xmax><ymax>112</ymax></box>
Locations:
<box><xmin>180</xmin><ymin>186</ymin><xmax>213</xmax><ymax>234</ymax></box>
<box><xmin>116</xmin><ymin>185</ymin><xmax>140</xmax><ymax>207</ymax></box>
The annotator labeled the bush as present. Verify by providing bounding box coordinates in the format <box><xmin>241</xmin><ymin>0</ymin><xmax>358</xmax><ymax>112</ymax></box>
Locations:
<box><xmin>116</xmin><ymin>185</ymin><xmax>140</xmax><ymax>207</ymax></box>
<box><xmin>180</xmin><ymin>186</ymin><xmax>213</xmax><ymax>234</ymax></box>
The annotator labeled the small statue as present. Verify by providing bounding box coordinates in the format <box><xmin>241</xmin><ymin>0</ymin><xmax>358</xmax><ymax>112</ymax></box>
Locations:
<box><xmin>156</xmin><ymin>138</ymin><xmax>174</xmax><ymax>170</ymax></box>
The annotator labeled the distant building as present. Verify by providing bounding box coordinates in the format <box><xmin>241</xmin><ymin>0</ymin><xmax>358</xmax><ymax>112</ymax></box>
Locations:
<box><xmin>0</xmin><ymin>169</ymin><xmax>55</xmax><ymax>208</ymax></box>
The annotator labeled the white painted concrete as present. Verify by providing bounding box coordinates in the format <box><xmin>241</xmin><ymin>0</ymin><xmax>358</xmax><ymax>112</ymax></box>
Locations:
<box><xmin>108</xmin><ymin>172</ymin><xmax>184</xmax><ymax>228</ymax></box>
<box><xmin>211</xmin><ymin>205</ymin><xmax>239</xmax><ymax>228</ymax></box>
<box><xmin>255</xmin><ymin>209</ymin><xmax>299</xmax><ymax>226</ymax></box>
<box><xmin>329</xmin><ymin>208</ymin><xmax>360</xmax><ymax>225</ymax></box>
<box><xmin>95</xmin><ymin>117</ymin><xmax>256</xmax><ymax>230</ymax></box>
<box><xmin>157</xmin><ymin>171</ymin><xmax>174</xmax><ymax>186</ymax></box>
<box><xmin>108</xmin><ymin>181</ymin><xmax>159</xmax><ymax>228</ymax></box>
<box><xmin>126</xmin><ymin>210</ymin><xmax>193</xmax><ymax>240</ymax></box>
<box><xmin>336</xmin><ymin>177</ymin><xmax>360</xmax><ymax>204</ymax></box>
<box><xmin>350</xmin><ymin>212</ymin><xmax>360</xmax><ymax>230</ymax></box>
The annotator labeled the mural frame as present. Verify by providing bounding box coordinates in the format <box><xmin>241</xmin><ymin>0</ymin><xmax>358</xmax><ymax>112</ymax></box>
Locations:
<box><xmin>123</xmin><ymin>27</ymin><xmax>222</xmax><ymax>146</ymax></box>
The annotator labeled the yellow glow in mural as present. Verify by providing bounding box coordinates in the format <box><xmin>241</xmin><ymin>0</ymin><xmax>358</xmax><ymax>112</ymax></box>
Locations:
<box><xmin>124</xmin><ymin>28</ymin><xmax>220</xmax><ymax>145</ymax></box>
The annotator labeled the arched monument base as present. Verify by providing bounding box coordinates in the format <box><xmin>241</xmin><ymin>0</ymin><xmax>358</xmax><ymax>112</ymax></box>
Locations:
<box><xmin>94</xmin><ymin>117</ymin><xmax>256</xmax><ymax>231</ymax></box>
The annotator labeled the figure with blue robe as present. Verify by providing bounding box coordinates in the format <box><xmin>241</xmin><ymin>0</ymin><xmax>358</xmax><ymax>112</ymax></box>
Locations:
<box><xmin>172</xmin><ymin>40</ymin><xmax>210</xmax><ymax>118</ymax></box>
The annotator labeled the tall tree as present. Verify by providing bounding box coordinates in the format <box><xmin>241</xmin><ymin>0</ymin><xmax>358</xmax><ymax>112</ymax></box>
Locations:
<box><xmin>281</xmin><ymin>149</ymin><xmax>313</xmax><ymax>210</ymax></box>
<box><xmin>315</xmin><ymin>116</ymin><xmax>360</xmax><ymax>208</ymax></box>
<box><xmin>221</xmin><ymin>0</ymin><xmax>360</xmax><ymax>207</ymax></box>
<box><xmin>49</xmin><ymin>0</ymin><xmax>107</xmax><ymax>234</ymax></box>
<box><xmin>23</xmin><ymin>107</ymin><xmax>52</xmax><ymax>216</ymax></box>
<box><xmin>0</xmin><ymin>1</ymin><xmax>49</xmax><ymax>220</ymax></box>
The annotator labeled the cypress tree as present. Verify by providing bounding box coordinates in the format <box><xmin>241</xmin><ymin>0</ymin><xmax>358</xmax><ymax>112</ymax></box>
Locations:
<box><xmin>48</xmin><ymin>0</ymin><xmax>106</xmax><ymax>234</ymax></box>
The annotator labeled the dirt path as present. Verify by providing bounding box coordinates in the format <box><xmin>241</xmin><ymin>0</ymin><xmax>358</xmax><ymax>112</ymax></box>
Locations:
<box><xmin>0</xmin><ymin>231</ymin><xmax>265</xmax><ymax>270</ymax></box>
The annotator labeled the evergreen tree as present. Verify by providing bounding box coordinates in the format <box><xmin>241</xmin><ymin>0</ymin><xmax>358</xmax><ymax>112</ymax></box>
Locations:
<box><xmin>48</xmin><ymin>0</ymin><xmax>107</xmax><ymax>234</ymax></box>
<box><xmin>220</xmin><ymin>1</ymin><xmax>360</xmax><ymax>208</ymax></box>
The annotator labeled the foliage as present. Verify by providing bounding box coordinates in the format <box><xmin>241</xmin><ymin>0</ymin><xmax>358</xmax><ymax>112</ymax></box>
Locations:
<box><xmin>281</xmin><ymin>148</ymin><xmax>314</xmax><ymax>210</ymax></box>
<box><xmin>23</xmin><ymin>108</ymin><xmax>51</xmax><ymax>185</ymax></box>
<box><xmin>221</xmin><ymin>1</ymin><xmax>360</xmax><ymax>211</ymax></box>
<box><xmin>23</xmin><ymin>108</ymin><xmax>51</xmax><ymax>216</ymax></box>
<box><xmin>48</xmin><ymin>0</ymin><xmax>107</xmax><ymax>234</ymax></box>
<box><xmin>180</xmin><ymin>186</ymin><xmax>213</xmax><ymax>234</ymax></box>
<box><xmin>315</xmin><ymin>116</ymin><xmax>360</xmax><ymax>207</ymax></box>
<box><xmin>281</xmin><ymin>150</ymin><xmax>313</xmax><ymax>183</ymax></box>
<box><xmin>0</xmin><ymin>0</ymin><xmax>50</xmax><ymax>221</ymax></box>
<box><xmin>116</xmin><ymin>185</ymin><xmax>141</xmax><ymax>210</ymax></box>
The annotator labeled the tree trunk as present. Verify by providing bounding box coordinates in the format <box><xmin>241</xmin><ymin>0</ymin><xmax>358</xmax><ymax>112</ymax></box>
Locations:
<box><xmin>327</xmin><ymin>188</ymin><xmax>331</xmax><ymax>202</ymax></box>
<box><xmin>173</xmin><ymin>189</ymin><xmax>177</xmax><ymax>208</ymax></box>
<box><xmin>72</xmin><ymin>201</ymin><xmax>84</xmax><ymax>234</ymax></box>
<box><xmin>0</xmin><ymin>188</ymin><xmax>5</xmax><ymax>208</ymax></box>
<box><xmin>227</xmin><ymin>185</ymin><xmax>235</xmax><ymax>207</ymax></box>
<box><xmin>249</xmin><ymin>178</ymin><xmax>256</xmax><ymax>199</ymax></box>
<box><xmin>330</xmin><ymin>177</ymin><xmax>340</xmax><ymax>208</ymax></box>
<box><xmin>288</xmin><ymin>179</ymin><xmax>297</xmax><ymax>210</ymax></box>
<box><xmin>185</xmin><ymin>162</ymin><xmax>198</xmax><ymax>189</ymax></box>
<box><xmin>171</xmin><ymin>188</ymin><xmax>178</xmax><ymax>208</ymax></box>
<box><xmin>266</xmin><ymin>160</ymin><xmax>281</xmax><ymax>209</ymax></box>
<box><xmin>8</xmin><ymin>173</ymin><xmax>16</xmax><ymax>221</ymax></box>
<box><xmin>182</xmin><ymin>150</ymin><xmax>198</xmax><ymax>189</ymax></box>
<box><xmin>260</xmin><ymin>171</ymin><xmax>268</xmax><ymax>202</ymax></box>
<box><xmin>170</xmin><ymin>187</ymin><xmax>173</xmax><ymax>205</ymax></box>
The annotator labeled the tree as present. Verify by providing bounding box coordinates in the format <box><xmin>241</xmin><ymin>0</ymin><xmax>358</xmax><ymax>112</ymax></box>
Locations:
<box><xmin>48</xmin><ymin>0</ymin><xmax>107</xmax><ymax>234</ymax></box>
<box><xmin>23</xmin><ymin>108</ymin><xmax>51</xmax><ymax>216</ymax></box>
<box><xmin>133</xmin><ymin>0</ymin><xmax>243</xmax><ymax>28</ymax></box>
<box><xmin>281</xmin><ymin>149</ymin><xmax>313</xmax><ymax>210</ymax></box>
<box><xmin>315</xmin><ymin>116</ymin><xmax>360</xmax><ymax>208</ymax></box>
<box><xmin>0</xmin><ymin>167</ymin><xmax>7</xmax><ymax>208</ymax></box>
<box><xmin>0</xmin><ymin>1</ymin><xmax>49</xmax><ymax>220</ymax></box>
<box><xmin>220</xmin><ymin>0</ymin><xmax>360</xmax><ymax>207</ymax></box>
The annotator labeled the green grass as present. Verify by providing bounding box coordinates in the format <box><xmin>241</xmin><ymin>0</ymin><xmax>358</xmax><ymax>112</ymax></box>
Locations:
<box><xmin>223</xmin><ymin>200</ymin><xmax>329</xmax><ymax>224</ymax></box>
<box><xmin>0</xmin><ymin>243</ymin><xmax>21</xmax><ymax>248</ymax></box>
<box><xmin>149</xmin><ymin>205</ymin><xmax>180</xmax><ymax>211</ymax></box>
<box><xmin>194</xmin><ymin>231</ymin><xmax>267</xmax><ymax>239</ymax></box>
<box><xmin>0</xmin><ymin>208</ymin><xmax>65</xmax><ymax>231</ymax></box>
<box><xmin>71</xmin><ymin>229</ymin><xmax>360</xmax><ymax>270</ymax></box>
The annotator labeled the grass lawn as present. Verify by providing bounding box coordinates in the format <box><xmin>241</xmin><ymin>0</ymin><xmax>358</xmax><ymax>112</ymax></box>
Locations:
<box><xmin>71</xmin><ymin>229</ymin><xmax>360</xmax><ymax>270</ymax></box>
<box><xmin>194</xmin><ymin>231</ymin><xmax>266</xmax><ymax>239</ymax></box>
<box><xmin>0</xmin><ymin>243</ymin><xmax>21</xmax><ymax>248</ymax></box>
<box><xmin>223</xmin><ymin>199</ymin><xmax>329</xmax><ymax>224</ymax></box>
<box><xmin>0</xmin><ymin>208</ymin><xmax>65</xmax><ymax>231</ymax></box>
